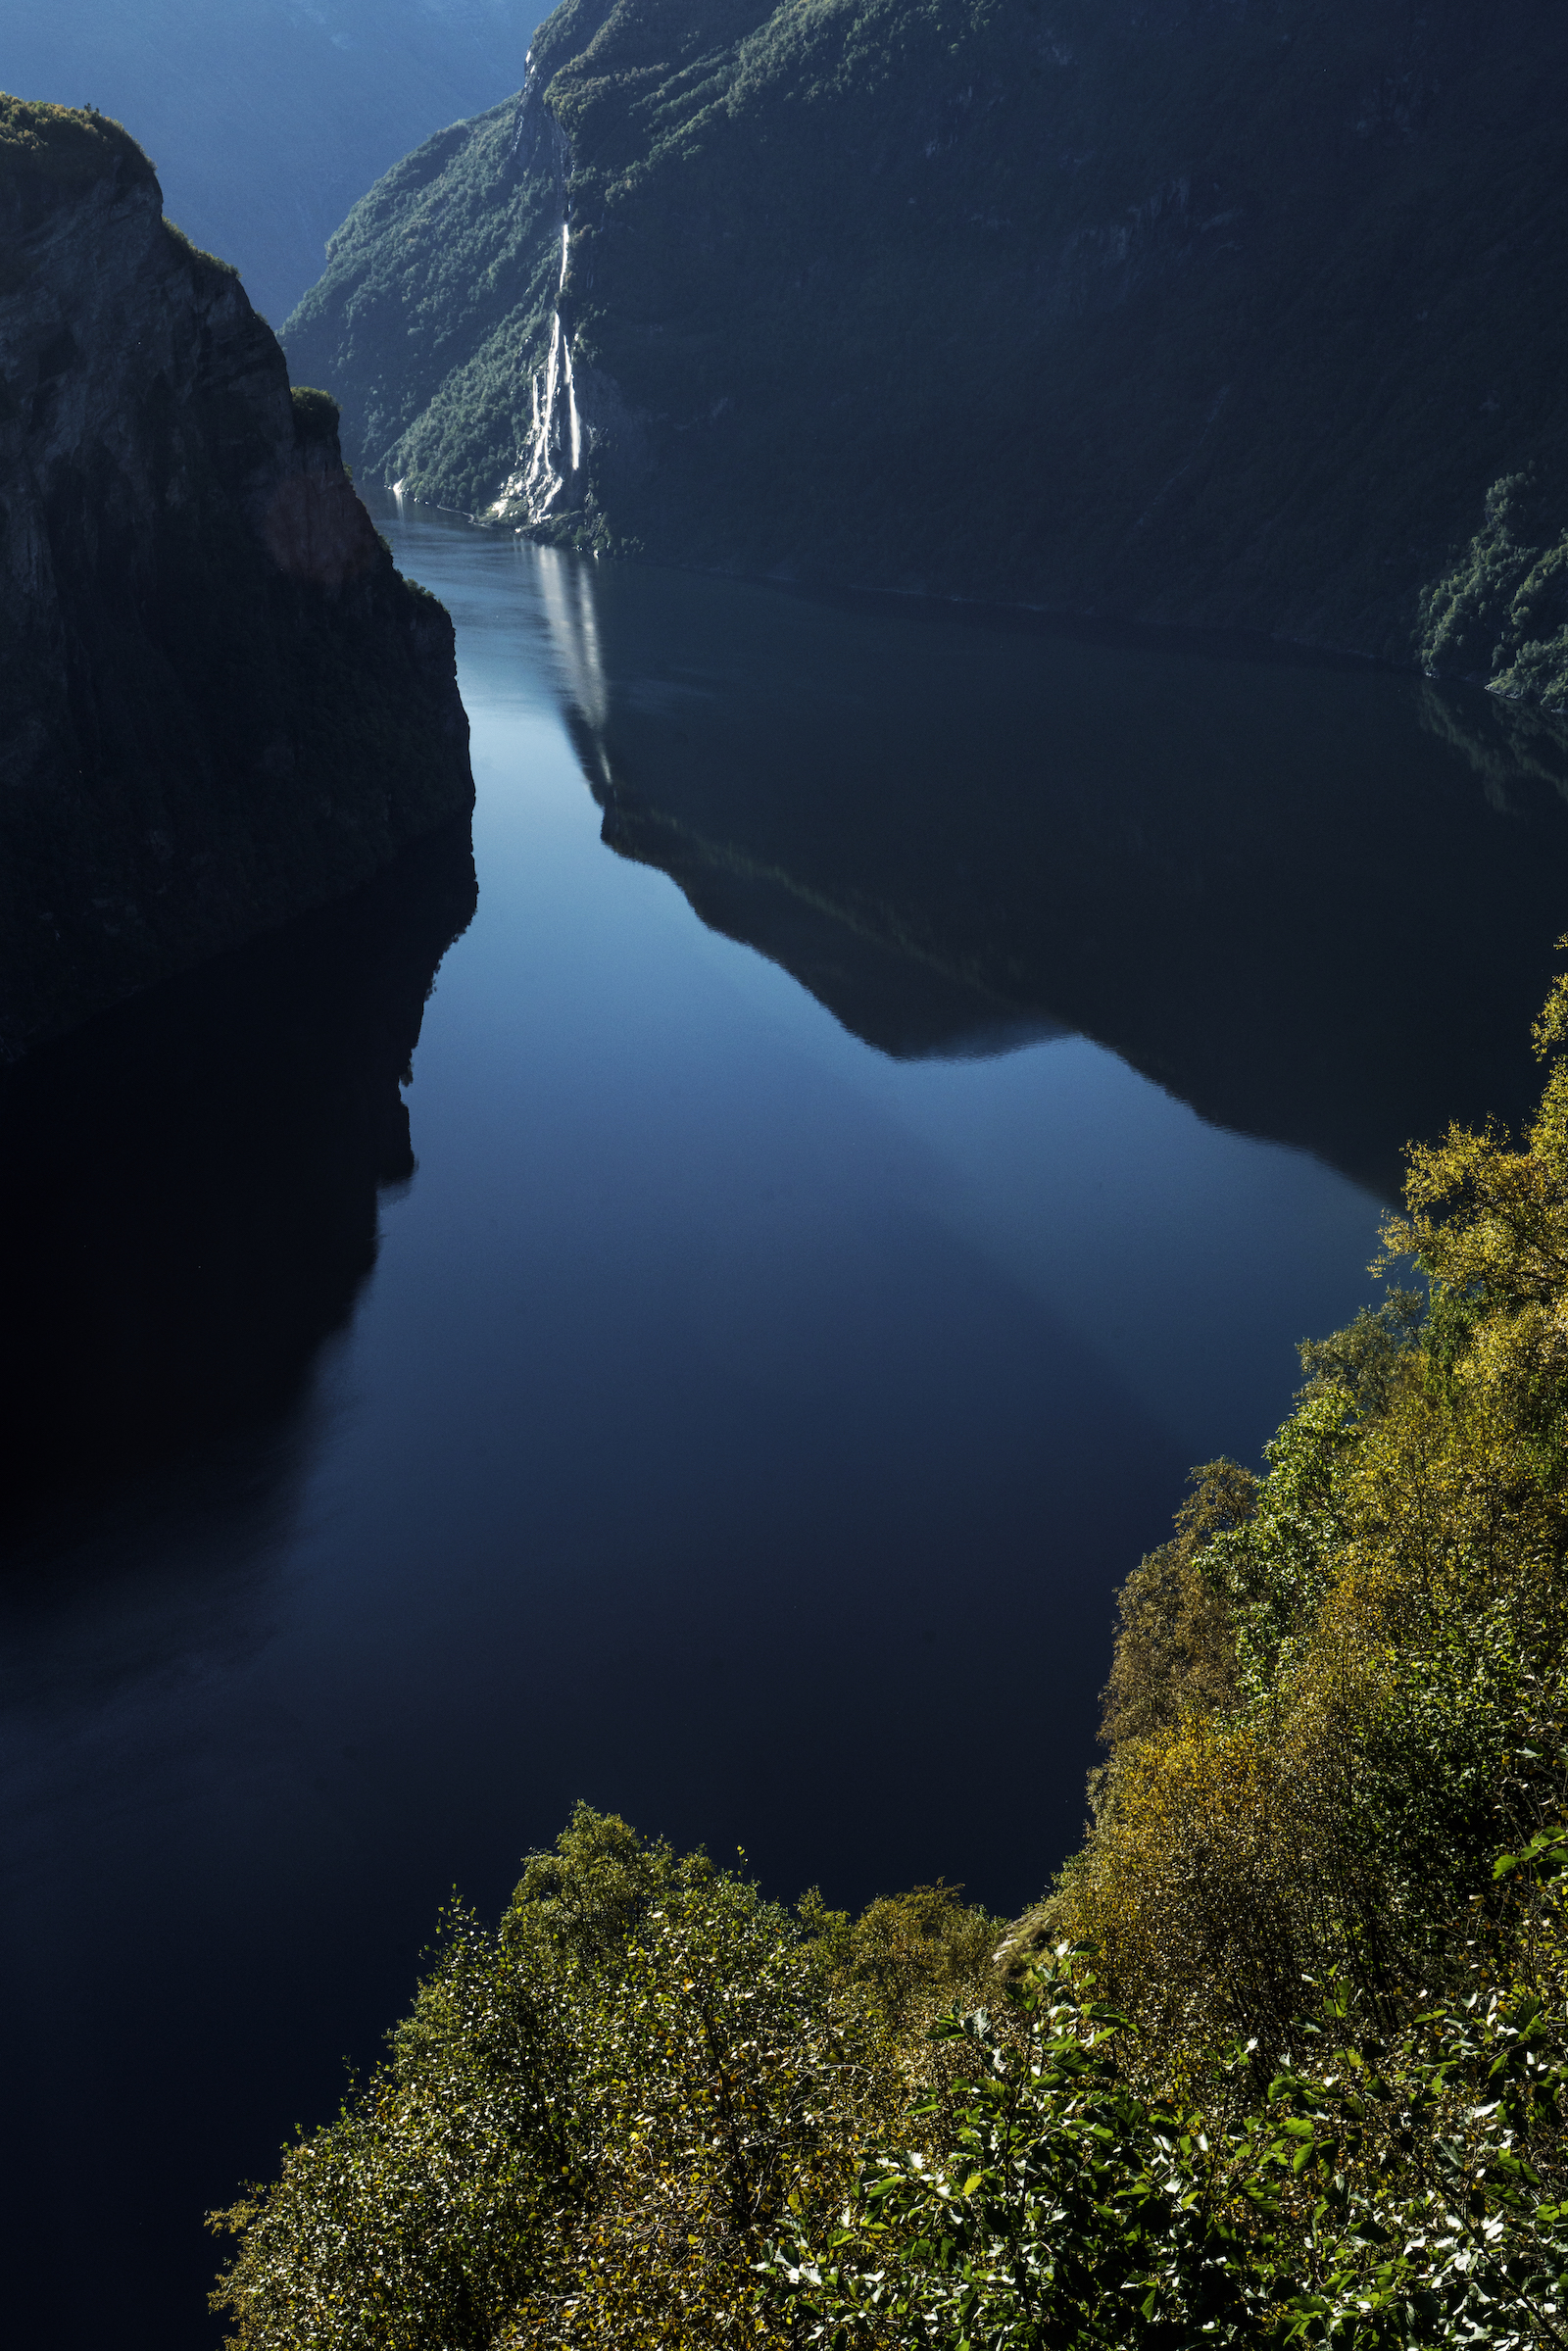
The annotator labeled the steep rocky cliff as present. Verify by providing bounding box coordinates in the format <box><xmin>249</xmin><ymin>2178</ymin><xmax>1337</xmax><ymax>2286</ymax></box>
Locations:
<box><xmin>283</xmin><ymin>0</ymin><xmax>1568</xmax><ymax>680</ymax></box>
<box><xmin>0</xmin><ymin>96</ymin><xmax>474</xmax><ymax>1055</ymax></box>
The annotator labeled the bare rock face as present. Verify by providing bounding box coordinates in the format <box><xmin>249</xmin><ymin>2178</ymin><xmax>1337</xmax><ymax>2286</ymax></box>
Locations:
<box><xmin>0</xmin><ymin>96</ymin><xmax>474</xmax><ymax>1056</ymax></box>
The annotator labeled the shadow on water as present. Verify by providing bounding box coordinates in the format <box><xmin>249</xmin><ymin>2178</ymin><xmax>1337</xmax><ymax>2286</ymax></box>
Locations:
<box><xmin>538</xmin><ymin>549</ymin><xmax>1568</xmax><ymax>1197</ymax></box>
<box><xmin>0</xmin><ymin>815</ymin><xmax>478</xmax><ymax>1551</ymax></box>
<box><xmin>12</xmin><ymin>510</ymin><xmax>1568</xmax><ymax>2351</ymax></box>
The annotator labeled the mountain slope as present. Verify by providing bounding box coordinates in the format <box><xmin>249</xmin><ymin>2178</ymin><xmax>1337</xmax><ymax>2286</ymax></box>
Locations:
<box><xmin>284</xmin><ymin>0</ymin><xmax>1568</xmax><ymax>671</ymax></box>
<box><xmin>0</xmin><ymin>96</ymin><xmax>474</xmax><ymax>1053</ymax></box>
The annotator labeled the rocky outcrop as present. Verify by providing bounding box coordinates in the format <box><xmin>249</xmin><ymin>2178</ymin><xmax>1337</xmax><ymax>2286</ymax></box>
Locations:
<box><xmin>0</xmin><ymin>96</ymin><xmax>474</xmax><ymax>1055</ymax></box>
<box><xmin>1419</xmin><ymin>472</ymin><xmax>1568</xmax><ymax>711</ymax></box>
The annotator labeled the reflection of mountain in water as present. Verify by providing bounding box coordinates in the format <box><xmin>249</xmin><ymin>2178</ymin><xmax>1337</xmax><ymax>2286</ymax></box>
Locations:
<box><xmin>541</xmin><ymin>553</ymin><xmax>1568</xmax><ymax>1197</ymax></box>
<box><xmin>1414</xmin><ymin>682</ymin><xmax>1568</xmax><ymax>816</ymax></box>
<box><xmin>0</xmin><ymin>817</ymin><xmax>477</xmax><ymax>1540</ymax></box>
<box><xmin>562</xmin><ymin>708</ymin><xmax>1067</xmax><ymax>1063</ymax></box>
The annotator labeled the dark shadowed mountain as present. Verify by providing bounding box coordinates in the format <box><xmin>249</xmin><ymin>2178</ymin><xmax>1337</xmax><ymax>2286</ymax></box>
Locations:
<box><xmin>1</xmin><ymin>97</ymin><xmax>473</xmax><ymax>1052</ymax></box>
<box><xmin>285</xmin><ymin>0</ymin><xmax>1568</xmax><ymax>686</ymax></box>
<box><xmin>531</xmin><ymin>546</ymin><xmax>1568</xmax><ymax>1199</ymax></box>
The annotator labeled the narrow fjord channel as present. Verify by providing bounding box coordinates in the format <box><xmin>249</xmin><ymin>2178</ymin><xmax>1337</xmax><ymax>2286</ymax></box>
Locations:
<box><xmin>6</xmin><ymin>507</ymin><xmax>1568</xmax><ymax>2348</ymax></box>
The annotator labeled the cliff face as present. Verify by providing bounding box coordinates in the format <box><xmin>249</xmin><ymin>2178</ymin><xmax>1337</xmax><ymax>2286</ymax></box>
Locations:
<box><xmin>0</xmin><ymin>96</ymin><xmax>474</xmax><ymax>1056</ymax></box>
<box><xmin>284</xmin><ymin>0</ymin><xmax>1568</xmax><ymax>679</ymax></box>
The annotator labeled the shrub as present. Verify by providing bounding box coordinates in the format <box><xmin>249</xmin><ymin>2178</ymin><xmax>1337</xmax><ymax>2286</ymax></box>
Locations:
<box><xmin>163</xmin><ymin>215</ymin><xmax>240</xmax><ymax>278</ymax></box>
<box><xmin>209</xmin><ymin>1806</ymin><xmax>1000</xmax><ymax>2351</ymax></box>
<box><xmin>768</xmin><ymin>1868</ymin><xmax>1568</xmax><ymax>2351</ymax></box>
<box><xmin>290</xmin><ymin>385</ymin><xmax>343</xmax><ymax>446</ymax></box>
<box><xmin>0</xmin><ymin>93</ymin><xmax>154</xmax><ymax>190</ymax></box>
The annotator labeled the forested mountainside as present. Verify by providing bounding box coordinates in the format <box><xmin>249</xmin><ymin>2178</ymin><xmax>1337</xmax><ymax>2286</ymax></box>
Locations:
<box><xmin>286</xmin><ymin>0</ymin><xmax>1568</xmax><ymax>677</ymax></box>
<box><xmin>5</xmin><ymin>0</ymin><xmax>539</xmax><ymax>324</ymax></box>
<box><xmin>0</xmin><ymin>97</ymin><xmax>473</xmax><ymax>1055</ymax></box>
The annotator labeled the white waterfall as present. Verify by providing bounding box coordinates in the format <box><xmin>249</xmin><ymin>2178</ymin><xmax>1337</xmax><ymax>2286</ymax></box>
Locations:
<box><xmin>489</xmin><ymin>217</ymin><xmax>584</xmax><ymax>523</ymax></box>
<box><xmin>539</xmin><ymin>310</ymin><xmax>561</xmax><ymax>486</ymax></box>
<box><xmin>563</xmin><ymin>332</ymin><xmax>582</xmax><ymax>475</ymax></box>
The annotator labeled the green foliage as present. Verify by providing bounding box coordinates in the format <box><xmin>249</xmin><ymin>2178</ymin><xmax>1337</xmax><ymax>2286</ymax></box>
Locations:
<box><xmin>210</xmin><ymin>1806</ymin><xmax>1001</xmax><ymax>2351</ymax></box>
<box><xmin>162</xmin><ymin>215</ymin><xmax>240</xmax><ymax>278</ymax></box>
<box><xmin>1048</xmin><ymin>965</ymin><xmax>1568</xmax><ymax>2071</ymax></box>
<box><xmin>768</xmin><ymin>1902</ymin><xmax>1568</xmax><ymax>2351</ymax></box>
<box><xmin>1297</xmin><ymin>1293</ymin><xmax>1426</xmax><ymax>1418</ymax></box>
<box><xmin>0</xmin><ymin>91</ymin><xmax>153</xmax><ymax>189</ymax></box>
<box><xmin>213</xmin><ymin>976</ymin><xmax>1568</xmax><ymax>2348</ymax></box>
<box><xmin>282</xmin><ymin>93</ymin><xmax>563</xmax><ymax>514</ymax></box>
<box><xmin>289</xmin><ymin>383</ymin><xmax>343</xmax><ymax>445</ymax></box>
<box><xmin>1097</xmin><ymin>1457</ymin><xmax>1255</xmax><ymax>1756</ymax></box>
<box><xmin>1421</xmin><ymin>472</ymin><xmax>1568</xmax><ymax>710</ymax></box>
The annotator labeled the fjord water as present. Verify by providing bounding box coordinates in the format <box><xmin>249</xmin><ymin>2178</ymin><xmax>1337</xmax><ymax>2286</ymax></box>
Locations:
<box><xmin>6</xmin><ymin>513</ymin><xmax>1568</xmax><ymax>2350</ymax></box>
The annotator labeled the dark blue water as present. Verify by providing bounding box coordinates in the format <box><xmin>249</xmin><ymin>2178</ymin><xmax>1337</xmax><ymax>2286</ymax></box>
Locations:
<box><xmin>6</xmin><ymin>512</ymin><xmax>1568</xmax><ymax>2348</ymax></box>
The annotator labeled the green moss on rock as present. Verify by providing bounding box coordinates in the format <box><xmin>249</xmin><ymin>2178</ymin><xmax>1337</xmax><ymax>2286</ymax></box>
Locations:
<box><xmin>163</xmin><ymin>213</ymin><xmax>241</xmax><ymax>278</ymax></box>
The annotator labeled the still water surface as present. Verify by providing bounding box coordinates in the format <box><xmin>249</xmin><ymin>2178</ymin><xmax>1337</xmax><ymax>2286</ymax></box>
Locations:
<box><xmin>6</xmin><ymin>511</ymin><xmax>1568</xmax><ymax>2347</ymax></box>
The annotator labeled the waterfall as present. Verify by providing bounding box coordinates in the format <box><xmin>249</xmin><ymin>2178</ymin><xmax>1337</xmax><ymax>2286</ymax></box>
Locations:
<box><xmin>563</xmin><ymin>332</ymin><xmax>582</xmax><ymax>476</ymax></box>
<box><xmin>488</xmin><ymin>216</ymin><xmax>583</xmax><ymax>523</ymax></box>
<box><xmin>539</xmin><ymin>310</ymin><xmax>561</xmax><ymax>486</ymax></box>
